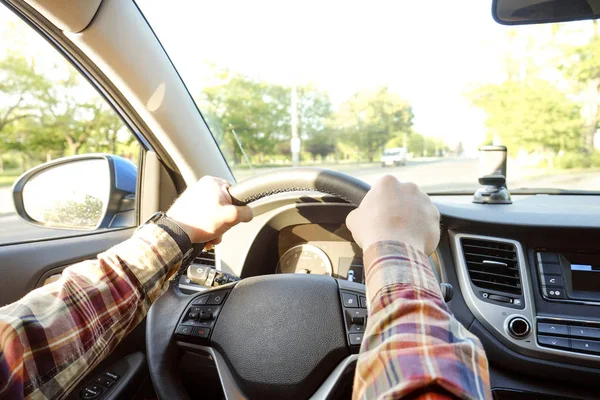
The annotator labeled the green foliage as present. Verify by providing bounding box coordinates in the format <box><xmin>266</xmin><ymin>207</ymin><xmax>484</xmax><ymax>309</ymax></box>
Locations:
<box><xmin>554</xmin><ymin>151</ymin><xmax>600</xmax><ymax>169</ymax></box>
<box><xmin>0</xmin><ymin>54</ymin><xmax>135</xmax><ymax>173</ymax></box>
<box><xmin>198</xmin><ymin>70</ymin><xmax>416</xmax><ymax>164</ymax></box>
<box><xmin>199</xmin><ymin>71</ymin><xmax>292</xmax><ymax>164</ymax></box>
<box><xmin>332</xmin><ymin>87</ymin><xmax>413</xmax><ymax>161</ymax></box>
<box><xmin>469</xmin><ymin>79</ymin><xmax>584</xmax><ymax>154</ymax></box>
<box><xmin>42</xmin><ymin>195</ymin><xmax>104</xmax><ymax>228</ymax></box>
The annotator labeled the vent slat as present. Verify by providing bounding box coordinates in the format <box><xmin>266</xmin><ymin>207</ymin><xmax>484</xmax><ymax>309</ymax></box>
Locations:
<box><xmin>194</xmin><ymin>249</ymin><xmax>216</xmax><ymax>267</ymax></box>
<box><xmin>463</xmin><ymin>244</ymin><xmax>515</xmax><ymax>254</ymax></box>
<box><xmin>466</xmin><ymin>260</ymin><xmax>519</xmax><ymax>270</ymax></box>
<box><xmin>461</xmin><ymin>238</ymin><xmax>522</xmax><ymax>296</ymax></box>
<box><xmin>469</xmin><ymin>270</ymin><xmax>520</xmax><ymax>281</ymax></box>
<box><xmin>464</xmin><ymin>252</ymin><xmax>516</xmax><ymax>263</ymax></box>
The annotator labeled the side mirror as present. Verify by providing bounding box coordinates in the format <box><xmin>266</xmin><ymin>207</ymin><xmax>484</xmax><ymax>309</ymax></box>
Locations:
<box><xmin>12</xmin><ymin>154</ymin><xmax>137</xmax><ymax>230</ymax></box>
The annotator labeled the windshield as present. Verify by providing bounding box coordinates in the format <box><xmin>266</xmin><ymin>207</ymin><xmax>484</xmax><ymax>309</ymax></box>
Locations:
<box><xmin>138</xmin><ymin>0</ymin><xmax>600</xmax><ymax>193</ymax></box>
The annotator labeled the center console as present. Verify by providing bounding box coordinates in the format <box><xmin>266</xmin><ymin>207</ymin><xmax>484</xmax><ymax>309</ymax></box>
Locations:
<box><xmin>451</xmin><ymin>232</ymin><xmax>600</xmax><ymax>367</ymax></box>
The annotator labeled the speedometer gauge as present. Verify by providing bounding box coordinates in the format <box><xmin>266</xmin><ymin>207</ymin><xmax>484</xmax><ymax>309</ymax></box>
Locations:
<box><xmin>277</xmin><ymin>244</ymin><xmax>333</xmax><ymax>276</ymax></box>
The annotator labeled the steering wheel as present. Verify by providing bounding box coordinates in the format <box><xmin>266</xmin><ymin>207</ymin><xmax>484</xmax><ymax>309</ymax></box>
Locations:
<box><xmin>146</xmin><ymin>168</ymin><xmax>371</xmax><ymax>399</ymax></box>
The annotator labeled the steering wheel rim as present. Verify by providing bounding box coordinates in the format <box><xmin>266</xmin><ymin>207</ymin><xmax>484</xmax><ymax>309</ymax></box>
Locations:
<box><xmin>146</xmin><ymin>168</ymin><xmax>371</xmax><ymax>400</ymax></box>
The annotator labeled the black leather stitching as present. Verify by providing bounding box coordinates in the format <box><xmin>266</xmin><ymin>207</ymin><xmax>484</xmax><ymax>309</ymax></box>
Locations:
<box><xmin>241</xmin><ymin>187</ymin><xmax>354</xmax><ymax>205</ymax></box>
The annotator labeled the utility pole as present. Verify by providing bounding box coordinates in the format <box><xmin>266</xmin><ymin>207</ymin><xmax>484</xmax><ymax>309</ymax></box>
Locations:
<box><xmin>291</xmin><ymin>85</ymin><xmax>300</xmax><ymax>167</ymax></box>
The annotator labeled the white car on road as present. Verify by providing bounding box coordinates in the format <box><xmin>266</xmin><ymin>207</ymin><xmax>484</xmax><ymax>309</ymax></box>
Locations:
<box><xmin>381</xmin><ymin>147</ymin><xmax>408</xmax><ymax>167</ymax></box>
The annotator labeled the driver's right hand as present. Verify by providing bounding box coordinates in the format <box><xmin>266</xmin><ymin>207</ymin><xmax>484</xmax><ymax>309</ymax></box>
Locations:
<box><xmin>346</xmin><ymin>175</ymin><xmax>440</xmax><ymax>255</ymax></box>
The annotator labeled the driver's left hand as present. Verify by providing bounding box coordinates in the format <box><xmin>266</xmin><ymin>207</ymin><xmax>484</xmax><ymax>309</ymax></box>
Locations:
<box><xmin>166</xmin><ymin>176</ymin><xmax>254</xmax><ymax>248</ymax></box>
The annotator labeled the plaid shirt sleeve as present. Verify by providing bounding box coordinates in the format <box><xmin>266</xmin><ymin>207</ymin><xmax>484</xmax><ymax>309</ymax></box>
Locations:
<box><xmin>0</xmin><ymin>224</ymin><xmax>183</xmax><ymax>400</ymax></box>
<box><xmin>353</xmin><ymin>241</ymin><xmax>492</xmax><ymax>400</ymax></box>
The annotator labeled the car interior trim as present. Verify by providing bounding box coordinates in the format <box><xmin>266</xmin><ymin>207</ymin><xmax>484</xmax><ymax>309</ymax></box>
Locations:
<box><xmin>452</xmin><ymin>232</ymin><xmax>600</xmax><ymax>363</ymax></box>
<box><xmin>177</xmin><ymin>342</ymin><xmax>358</xmax><ymax>400</ymax></box>
<box><xmin>64</xmin><ymin>0</ymin><xmax>234</xmax><ymax>185</ymax></box>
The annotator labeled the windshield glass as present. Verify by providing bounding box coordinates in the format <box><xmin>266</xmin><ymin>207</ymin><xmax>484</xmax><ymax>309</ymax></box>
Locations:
<box><xmin>138</xmin><ymin>0</ymin><xmax>600</xmax><ymax>193</ymax></box>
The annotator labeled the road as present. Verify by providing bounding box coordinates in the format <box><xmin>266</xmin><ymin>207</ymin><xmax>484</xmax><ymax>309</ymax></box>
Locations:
<box><xmin>1</xmin><ymin>157</ymin><xmax>599</xmax><ymax>242</ymax></box>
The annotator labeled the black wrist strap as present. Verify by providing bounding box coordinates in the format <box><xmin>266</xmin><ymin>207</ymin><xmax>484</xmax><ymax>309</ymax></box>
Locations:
<box><xmin>156</xmin><ymin>217</ymin><xmax>193</xmax><ymax>255</ymax></box>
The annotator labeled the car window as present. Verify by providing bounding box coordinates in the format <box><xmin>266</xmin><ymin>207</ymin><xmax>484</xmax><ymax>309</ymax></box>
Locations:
<box><xmin>0</xmin><ymin>6</ymin><xmax>141</xmax><ymax>245</ymax></box>
<box><xmin>138</xmin><ymin>0</ymin><xmax>600</xmax><ymax>194</ymax></box>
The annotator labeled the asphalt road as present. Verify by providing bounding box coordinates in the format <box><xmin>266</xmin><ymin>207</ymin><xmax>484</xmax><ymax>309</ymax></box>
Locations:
<box><xmin>0</xmin><ymin>157</ymin><xmax>599</xmax><ymax>243</ymax></box>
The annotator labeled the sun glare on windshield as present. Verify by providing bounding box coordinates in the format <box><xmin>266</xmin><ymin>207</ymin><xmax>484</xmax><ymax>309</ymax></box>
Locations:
<box><xmin>138</xmin><ymin>0</ymin><xmax>600</xmax><ymax>193</ymax></box>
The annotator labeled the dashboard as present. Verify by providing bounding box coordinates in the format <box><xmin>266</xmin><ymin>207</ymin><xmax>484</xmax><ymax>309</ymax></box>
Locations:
<box><xmin>203</xmin><ymin>192</ymin><xmax>600</xmax><ymax>399</ymax></box>
<box><xmin>277</xmin><ymin>223</ymin><xmax>363</xmax><ymax>281</ymax></box>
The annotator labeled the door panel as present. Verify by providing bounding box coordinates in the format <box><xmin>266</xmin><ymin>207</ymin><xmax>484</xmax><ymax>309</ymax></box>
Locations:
<box><xmin>0</xmin><ymin>228</ymin><xmax>134</xmax><ymax>306</ymax></box>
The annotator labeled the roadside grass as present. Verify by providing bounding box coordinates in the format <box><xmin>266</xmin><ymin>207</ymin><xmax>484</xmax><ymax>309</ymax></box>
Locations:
<box><xmin>0</xmin><ymin>170</ymin><xmax>22</xmax><ymax>188</ymax></box>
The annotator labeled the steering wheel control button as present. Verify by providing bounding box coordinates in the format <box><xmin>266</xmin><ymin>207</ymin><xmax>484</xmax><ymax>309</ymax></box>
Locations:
<box><xmin>192</xmin><ymin>295</ymin><xmax>209</xmax><ymax>305</ymax></box>
<box><xmin>538</xmin><ymin>334</ymin><xmax>570</xmax><ymax>350</ymax></box>
<box><xmin>104</xmin><ymin>372</ymin><xmax>119</xmax><ymax>380</ymax></box>
<box><xmin>349</xmin><ymin>333</ymin><xmax>364</xmax><ymax>346</ymax></box>
<box><xmin>542</xmin><ymin>287</ymin><xmax>566</xmax><ymax>299</ymax></box>
<box><xmin>538</xmin><ymin>322</ymin><xmax>569</xmax><ymax>336</ymax></box>
<box><xmin>569</xmin><ymin>325</ymin><xmax>600</xmax><ymax>339</ymax></box>
<box><xmin>508</xmin><ymin>317</ymin><xmax>531</xmax><ymax>338</ymax></box>
<box><xmin>571</xmin><ymin>339</ymin><xmax>600</xmax><ymax>354</ymax></box>
<box><xmin>351</xmin><ymin>315</ymin><xmax>365</xmax><ymax>325</ymax></box>
<box><xmin>198</xmin><ymin>311</ymin><xmax>213</xmax><ymax>321</ymax></box>
<box><xmin>95</xmin><ymin>375</ymin><xmax>116</xmax><ymax>388</ymax></box>
<box><xmin>207</xmin><ymin>291</ymin><xmax>227</xmax><ymax>305</ymax></box>
<box><xmin>342</xmin><ymin>292</ymin><xmax>359</xmax><ymax>308</ymax></box>
<box><xmin>80</xmin><ymin>385</ymin><xmax>103</xmax><ymax>400</ymax></box>
<box><xmin>193</xmin><ymin>327</ymin><xmax>211</xmax><ymax>338</ymax></box>
<box><xmin>188</xmin><ymin>312</ymin><xmax>198</xmax><ymax>320</ymax></box>
<box><xmin>359</xmin><ymin>296</ymin><xmax>368</xmax><ymax>308</ymax></box>
<box><xmin>176</xmin><ymin>325</ymin><xmax>194</xmax><ymax>336</ymax></box>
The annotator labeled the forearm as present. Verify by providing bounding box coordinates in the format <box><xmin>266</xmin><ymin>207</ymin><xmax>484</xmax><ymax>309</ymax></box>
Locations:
<box><xmin>353</xmin><ymin>241</ymin><xmax>491</xmax><ymax>400</ymax></box>
<box><xmin>0</xmin><ymin>225</ymin><xmax>182</xmax><ymax>399</ymax></box>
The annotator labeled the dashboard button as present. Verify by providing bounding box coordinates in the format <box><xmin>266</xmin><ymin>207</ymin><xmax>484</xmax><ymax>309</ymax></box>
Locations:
<box><xmin>192</xmin><ymin>295</ymin><xmax>209</xmax><ymax>305</ymax></box>
<box><xmin>349</xmin><ymin>324</ymin><xmax>365</xmax><ymax>333</ymax></box>
<box><xmin>540</xmin><ymin>275</ymin><xmax>563</xmax><ymax>287</ymax></box>
<box><xmin>359</xmin><ymin>296</ymin><xmax>367</xmax><ymax>308</ymax></box>
<box><xmin>349</xmin><ymin>333</ymin><xmax>364</xmax><ymax>346</ymax></box>
<box><xmin>207</xmin><ymin>292</ymin><xmax>227</xmax><ymax>305</ymax></box>
<box><xmin>542</xmin><ymin>287</ymin><xmax>566</xmax><ymax>299</ymax></box>
<box><xmin>176</xmin><ymin>325</ymin><xmax>194</xmax><ymax>336</ymax></box>
<box><xmin>538</xmin><ymin>322</ymin><xmax>569</xmax><ymax>336</ymax></box>
<box><xmin>571</xmin><ymin>339</ymin><xmax>600</xmax><ymax>354</ymax></box>
<box><xmin>537</xmin><ymin>252</ymin><xmax>560</xmax><ymax>264</ymax></box>
<box><xmin>538</xmin><ymin>263</ymin><xmax>562</xmax><ymax>275</ymax></box>
<box><xmin>569</xmin><ymin>325</ymin><xmax>600</xmax><ymax>339</ymax></box>
<box><xmin>95</xmin><ymin>375</ymin><xmax>116</xmax><ymax>388</ymax></box>
<box><xmin>538</xmin><ymin>335</ymin><xmax>570</xmax><ymax>350</ymax></box>
<box><xmin>80</xmin><ymin>385</ymin><xmax>103</xmax><ymax>399</ymax></box>
<box><xmin>488</xmin><ymin>294</ymin><xmax>512</xmax><ymax>303</ymax></box>
<box><xmin>192</xmin><ymin>327</ymin><xmax>211</xmax><ymax>338</ymax></box>
<box><xmin>342</xmin><ymin>293</ymin><xmax>359</xmax><ymax>308</ymax></box>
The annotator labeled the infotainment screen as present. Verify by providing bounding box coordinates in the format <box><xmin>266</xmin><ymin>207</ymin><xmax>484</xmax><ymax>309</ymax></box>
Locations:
<box><xmin>563</xmin><ymin>253</ymin><xmax>600</xmax><ymax>294</ymax></box>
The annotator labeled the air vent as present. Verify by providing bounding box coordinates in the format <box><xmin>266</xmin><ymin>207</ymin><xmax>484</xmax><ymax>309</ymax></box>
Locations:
<box><xmin>194</xmin><ymin>249</ymin><xmax>215</xmax><ymax>267</ymax></box>
<box><xmin>461</xmin><ymin>238</ymin><xmax>522</xmax><ymax>295</ymax></box>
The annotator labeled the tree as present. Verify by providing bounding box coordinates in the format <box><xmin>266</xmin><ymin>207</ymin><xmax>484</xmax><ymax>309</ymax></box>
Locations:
<box><xmin>332</xmin><ymin>87</ymin><xmax>413</xmax><ymax>161</ymax></box>
<box><xmin>297</xmin><ymin>85</ymin><xmax>335</xmax><ymax>159</ymax></box>
<box><xmin>0</xmin><ymin>54</ymin><xmax>53</xmax><ymax>170</ymax></box>
<box><xmin>469</xmin><ymin>79</ymin><xmax>584</xmax><ymax>154</ymax></box>
<box><xmin>199</xmin><ymin>71</ymin><xmax>291</xmax><ymax>163</ymax></box>
<box><xmin>560</xmin><ymin>21</ymin><xmax>600</xmax><ymax>151</ymax></box>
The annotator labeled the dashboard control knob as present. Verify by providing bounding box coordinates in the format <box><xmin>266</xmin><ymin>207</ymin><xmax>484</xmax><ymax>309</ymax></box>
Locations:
<box><xmin>508</xmin><ymin>317</ymin><xmax>531</xmax><ymax>338</ymax></box>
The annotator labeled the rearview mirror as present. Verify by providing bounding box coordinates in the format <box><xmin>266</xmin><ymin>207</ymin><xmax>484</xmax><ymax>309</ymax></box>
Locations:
<box><xmin>493</xmin><ymin>0</ymin><xmax>600</xmax><ymax>25</ymax></box>
<box><xmin>12</xmin><ymin>155</ymin><xmax>137</xmax><ymax>230</ymax></box>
